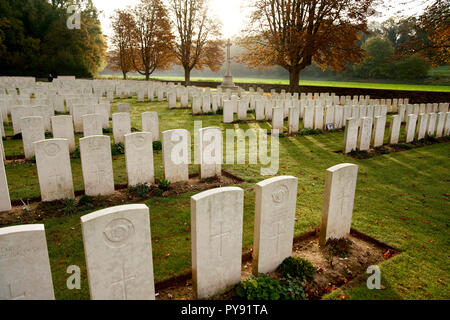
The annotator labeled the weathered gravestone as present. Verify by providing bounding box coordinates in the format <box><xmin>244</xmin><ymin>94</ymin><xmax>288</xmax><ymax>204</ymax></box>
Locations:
<box><xmin>435</xmin><ymin>112</ymin><xmax>446</xmax><ymax>138</ymax></box>
<box><xmin>197</xmin><ymin>126</ymin><xmax>222</xmax><ymax>179</ymax></box>
<box><xmin>124</xmin><ymin>132</ymin><xmax>155</xmax><ymax>187</ymax></box>
<box><xmin>82</xmin><ymin>114</ymin><xmax>103</xmax><ymax>137</ymax></box>
<box><xmin>0</xmin><ymin>225</ymin><xmax>55</xmax><ymax>300</ymax></box>
<box><xmin>81</xmin><ymin>204</ymin><xmax>155</xmax><ymax>300</ymax></box>
<box><xmin>80</xmin><ymin>135</ymin><xmax>115</xmax><ymax>196</ymax></box>
<box><xmin>116</xmin><ymin>103</ymin><xmax>130</xmax><ymax>113</ymax></box>
<box><xmin>357</xmin><ymin>117</ymin><xmax>372</xmax><ymax>151</ymax></box>
<box><xmin>319</xmin><ymin>164</ymin><xmax>358</xmax><ymax>246</ymax></box>
<box><xmin>223</xmin><ymin>100</ymin><xmax>234</xmax><ymax>123</ymax></box>
<box><xmin>162</xmin><ymin>129</ymin><xmax>190</xmax><ymax>183</ymax></box>
<box><xmin>426</xmin><ymin>113</ymin><xmax>437</xmax><ymax>136</ymax></box>
<box><xmin>288</xmin><ymin>106</ymin><xmax>299</xmax><ymax>134</ymax></box>
<box><xmin>405</xmin><ymin>114</ymin><xmax>418</xmax><ymax>143</ymax></box>
<box><xmin>343</xmin><ymin>118</ymin><xmax>359</xmax><ymax>154</ymax></box>
<box><xmin>371</xmin><ymin>116</ymin><xmax>386</xmax><ymax>148</ymax></box>
<box><xmin>416</xmin><ymin>114</ymin><xmax>428</xmax><ymax>140</ymax></box>
<box><xmin>112</xmin><ymin>112</ymin><xmax>131</xmax><ymax>144</ymax></box>
<box><xmin>253</xmin><ymin>176</ymin><xmax>298</xmax><ymax>275</ymax></box>
<box><xmin>141</xmin><ymin>112</ymin><xmax>159</xmax><ymax>142</ymax></box>
<box><xmin>272</xmin><ymin>107</ymin><xmax>284</xmax><ymax>133</ymax></box>
<box><xmin>51</xmin><ymin>115</ymin><xmax>76</xmax><ymax>153</ymax></box>
<box><xmin>388</xmin><ymin>115</ymin><xmax>401</xmax><ymax>145</ymax></box>
<box><xmin>314</xmin><ymin>106</ymin><xmax>324</xmax><ymax>130</ymax></box>
<box><xmin>20</xmin><ymin>116</ymin><xmax>45</xmax><ymax>159</ymax></box>
<box><xmin>191</xmin><ymin>187</ymin><xmax>244</xmax><ymax>299</ymax></box>
<box><xmin>0</xmin><ymin>147</ymin><xmax>11</xmax><ymax>212</ymax></box>
<box><xmin>34</xmin><ymin>139</ymin><xmax>74</xmax><ymax>202</ymax></box>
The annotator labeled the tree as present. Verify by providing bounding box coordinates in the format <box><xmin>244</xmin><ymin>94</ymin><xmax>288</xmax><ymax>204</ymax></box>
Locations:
<box><xmin>130</xmin><ymin>0</ymin><xmax>175</xmax><ymax>80</ymax></box>
<box><xmin>0</xmin><ymin>0</ymin><xmax>107</xmax><ymax>78</ymax></box>
<box><xmin>108</xmin><ymin>10</ymin><xmax>134</xmax><ymax>79</ymax></box>
<box><xmin>238</xmin><ymin>0</ymin><xmax>376</xmax><ymax>92</ymax></box>
<box><xmin>398</xmin><ymin>0</ymin><xmax>449</xmax><ymax>66</ymax></box>
<box><xmin>169</xmin><ymin>0</ymin><xmax>225</xmax><ymax>85</ymax></box>
<box><xmin>354</xmin><ymin>37</ymin><xmax>394</xmax><ymax>79</ymax></box>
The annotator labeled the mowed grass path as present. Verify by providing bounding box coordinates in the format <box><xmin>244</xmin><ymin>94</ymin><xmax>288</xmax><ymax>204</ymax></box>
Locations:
<box><xmin>2</xmin><ymin>97</ymin><xmax>449</xmax><ymax>300</ymax></box>
<box><xmin>98</xmin><ymin>75</ymin><xmax>450</xmax><ymax>92</ymax></box>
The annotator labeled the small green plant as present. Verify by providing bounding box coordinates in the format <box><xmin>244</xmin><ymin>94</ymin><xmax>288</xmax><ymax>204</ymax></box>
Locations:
<box><xmin>72</xmin><ymin>148</ymin><xmax>81</xmax><ymax>159</ymax></box>
<box><xmin>216</xmin><ymin>109</ymin><xmax>223</xmax><ymax>115</ymax></box>
<box><xmin>236</xmin><ymin>274</ymin><xmax>307</xmax><ymax>301</ymax></box>
<box><xmin>77</xmin><ymin>195</ymin><xmax>94</xmax><ymax>211</ymax></box>
<box><xmin>63</xmin><ymin>198</ymin><xmax>77</xmax><ymax>215</ymax></box>
<box><xmin>277</xmin><ymin>257</ymin><xmax>316</xmax><ymax>282</ymax></box>
<box><xmin>103</xmin><ymin>128</ymin><xmax>113</xmax><ymax>134</ymax></box>
<box><xmin>236</xmin><ymin>274</ymin><xmax>284</xmax><ymax>300</ymax></box>
<box><xmin>153</xmin><ymin>141</ymin><xmax>162</xmax><ymax>151</ymax></box>
<box><xmin>158</xmin><ymin>178</ymin><xmax>171</xmax><ymax>191</ymax></box>
<box><xmin>279</xmin><ymin>276</ymin><xmax>307</xmax><ymax>300</ymax></box>
<box><xmin>325</xmin><ymin>238</ymin><xmax>353</xmax><ymax>258</ymax></box>
<box><xmin>111</xmin><ymin>142</ymin><xmax>125</xmax><ymax>155</ymax></box>
<box><xmin>425</xmin><ymin>135</ymin><xmax>439</xmax><ymax>143</ymax></box>
<box><xmin>129</xmin><ymin>183</ymin><xmax>152</xmax><ymax>198</ymax></box>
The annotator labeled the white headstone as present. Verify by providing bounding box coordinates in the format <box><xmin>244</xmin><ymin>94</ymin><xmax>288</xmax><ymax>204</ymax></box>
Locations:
<box><xmin>253</xmin><ymin>176</ymin><xmax>298</xmax><ymax>275</ymax></box>
<box><xmin>405</xmin><ymin>114</ymin><xmax>418</xmax><ymax>143</ymax></box>
<box><xmin>371</xmin><ymin>115</ymin><xmax>386</xmax><ymax>148</ymax></box>
<box><xmin>82</xmin><ymin>114</ymin><xmax>103</xmax><ymax>137</ymax></box>
<box><xmin>81</xmin><ymin>204</ymin><xmax>155</xmax><ymax>300</ymax></box>
<box><xmin>435</xmin><ymin>112</ymin><xmax>446</xmax><ymax>138</ymax></box>
<box><xmin>357</xmin><ymin>117</ymin><xmax>373</xmax><ymax>151</ymax></box>
<box><xmin>223</xmin><ymin>100</ymin><xmax>234</xmax><ymax>124</ymax></box>
<box><xmin>426</xmin><ymin>113</ymin><xmax>437</xmax><ymax>136</ymax></box>
<box><xmin>0</xmin><ymin>225</ymin><xmax>55</xmax><ymax>300</ymax></box>
<box><xmin>125</xmin><ymin>132</ymin><xmax>155</xmax><ymax>187</ymax></box>
<box><xmin>319</xmin><ymin>163</ymin><xmax>358</xmax><ymax>246</ymax></box>
<box><xmin>116</xmin><ymin>103</ymin><xmax>130</xmax><ymax>113</ymax></box>
<box><xmin>34</xmin><ymin>139</ymin><xmax>74</xmax><ymax>202</ymax></box>
<box><xmin>0</xmin><ymin>146</ymin><xmax>11</xmax><ymax>212</ymax></box>
<box><xmin>141</xmin><ymin>112</ymin><xmax>159</xmax><ymax>142</ymax></box>
<box><xmin>388</xmin><ymin>115</ymin><xmax>401</xmax><ymax>145</ymax></box>
<box><xmin>343</xmin><ymin>118</ymin><xmax>359</xmax><ymax>154</ymax></box>
<box><xmin>112</xmin><ymin>112</ymin><xmax>131</xmax><ymax>144</ymax></box>
<box><xmin>288</xmin><ymin>106</ymin><xmax>299</xmax><ymax>134</ymax></box>
<box><xmin>51</xmin><ymin>115</ymin><xmax>76</xmax><ymax>153</ymax></box>
<box><xmin>272</xmin><ymin>107</ymin><xmax>284</xmax><ymax>133</ymax></box>
<box><xmin>20</xmin><ymin>116</ymin><xmax>45</xmax><ymax>159</ymax></box>
<box><xmin>314</xmin><ymin>106</ymin><xmax>324</xmax><ymax>130</ymax></box>
<box><xmin>198</xmin><ymin>127</ymin><xmax>222</xmax><ymax>179</ymax></box>
<box><xmin>80</xmin><ymin>135</ymin><xmax>115</xmax><ymax>196</ymax></box>
<box><xmin>162</xmin><ymin>129</ymin><xmax>189</xmax><ymax>183</ymax></box>
<box><xmin>191</xmin><ymin>187</ymin><xmax>244</xmax><ymax>299</ymax></box>
<box><xmin>416</xmin><ymin>114</ymin><xmax>428</xmax><ymax>140</ymax></box>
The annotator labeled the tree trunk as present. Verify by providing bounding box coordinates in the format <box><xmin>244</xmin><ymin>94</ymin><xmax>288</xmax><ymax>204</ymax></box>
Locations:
<box><xmin>184</xmin><ymin>68</ymin><xmax>191</xmax><ymax>86</ymax></box>
<box><xmin>122</xmin><ymin>71</ymin><xmax>127</xmax><ymax>80</ymax></box>
<box><xmin>289</xmin><ymin>68</ymin><xmax>300</xmax><ymax>93</ymax></box>
<box><xmin>145</xmin><ymin>71</ymin><xmax>150</xmax><ymax>81</ymax></box>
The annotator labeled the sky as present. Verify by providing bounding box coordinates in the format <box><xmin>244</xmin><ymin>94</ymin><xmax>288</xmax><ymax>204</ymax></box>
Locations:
<box><xmin>92</xmin><ymin>0</ymin><xmax>430</xmax><ymax>43</ymax></box>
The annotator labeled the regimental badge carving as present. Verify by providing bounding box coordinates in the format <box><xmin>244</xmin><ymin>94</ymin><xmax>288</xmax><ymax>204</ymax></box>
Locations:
<box><xmin>103</xmin><ymin>219</ymin><xmax>135</xmax><ymax>248</ymax></box>
<box><xmin>272</xmin><ymin>185</ymin><xmax>289</xmax><ymax>206</ymax></box>
<box><xmin>133</xmin><ymin>135</ymin><xmax>146</xmax><ymax>150</ymax></box>
<box><xmin>43</xmin><ymin>143</ymin><xmax>60</xmax><ymax>157</ymax></box>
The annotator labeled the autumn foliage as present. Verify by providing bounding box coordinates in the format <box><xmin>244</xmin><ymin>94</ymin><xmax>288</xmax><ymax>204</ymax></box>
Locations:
<box><xmin>169</xmin><ymin>0</ymin><xmax>225</xmax><ymax>85</ymax></box>
<box><xmin>238</xmin><ymin>0</ymin><xmax>377</xmax><ymax>92</ymax></box>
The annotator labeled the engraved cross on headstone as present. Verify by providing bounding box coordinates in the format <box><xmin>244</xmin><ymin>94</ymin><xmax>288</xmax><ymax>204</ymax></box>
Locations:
<box><xmin>269</xmin><ymin>213</ymin><xmax>286</xmax><ymax>254</ymax></box>
<box><xmin>1</xmin><ymin>284</ymin><xmax>25</xmax><ymax>300</ymax></box>
<box><xmin>112</xmin><ymin>264</ymin><xmax>136</xmax><ymax>300</ymax></box>
<box><xmin>210</xmin><ymin>221</ymin><xmax>230</xmax><ymax>258</ymax></box>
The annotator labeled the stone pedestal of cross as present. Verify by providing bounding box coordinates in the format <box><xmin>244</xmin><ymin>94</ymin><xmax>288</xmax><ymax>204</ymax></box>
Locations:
<box><xmin>218</xmin><ymin>39</ymin><xmax>239</xmax><ymax>92</ymax></box>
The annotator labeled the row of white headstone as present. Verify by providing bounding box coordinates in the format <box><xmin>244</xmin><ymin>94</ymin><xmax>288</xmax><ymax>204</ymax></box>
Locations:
<box><xmin>0</xmin><ymin>163</ymin><xmax>359</xmax><ymax>300</ymax></box>
<box><xmin>343</xmin><ymin>112</ymin><xmax>450</xmax><ymax>153</ymax></box>
<box><xmin>0</xmin><ymin>124</ymin><xmax>225</xmax><ymax>208</ymax></box>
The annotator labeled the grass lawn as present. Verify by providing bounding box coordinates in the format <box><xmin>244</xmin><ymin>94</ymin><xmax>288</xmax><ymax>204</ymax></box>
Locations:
<box><xmin>2</xmin><ymin>96</ymin><xmax>449</xmax><ymax>300</ymax></box>
<box><xmin>97</xmin><ymin>74</ymin><xmax>450</xmax><ymax>92</ymax></box>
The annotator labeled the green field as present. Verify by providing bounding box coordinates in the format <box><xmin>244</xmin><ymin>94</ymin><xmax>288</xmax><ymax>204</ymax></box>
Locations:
<box><xmin>97</xmin><ymin>74</ymin><xmax>450</xmax><ymax>92</ymax></box>
<box><xmin>2</xmin><ymin>97</ymin><xmax>449</xmax><ymax>300</ymax></box>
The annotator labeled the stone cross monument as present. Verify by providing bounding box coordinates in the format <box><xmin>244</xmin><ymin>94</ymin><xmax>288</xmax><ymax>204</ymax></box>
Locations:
<box><xmin>219</xmin><ymin>39</ymin><xmax>238</xmax><ymax>91</ymax></box>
